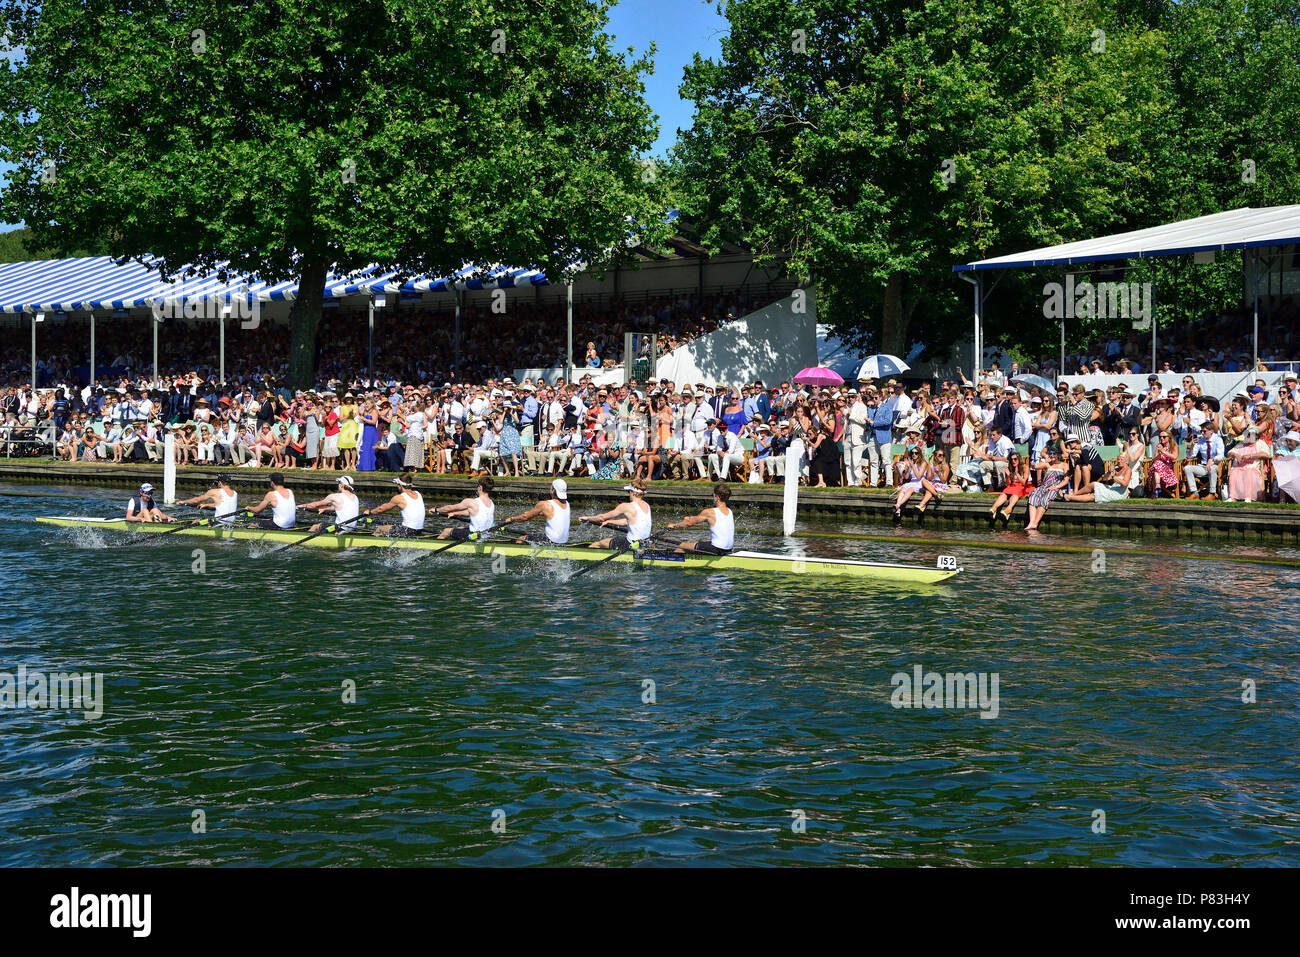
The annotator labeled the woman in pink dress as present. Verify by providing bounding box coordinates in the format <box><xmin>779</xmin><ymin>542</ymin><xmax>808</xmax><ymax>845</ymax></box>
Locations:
<box><xmin>1227</xmin><ymin>426</ymin><xmax>1273</xmax><ymax>501</ymax></box>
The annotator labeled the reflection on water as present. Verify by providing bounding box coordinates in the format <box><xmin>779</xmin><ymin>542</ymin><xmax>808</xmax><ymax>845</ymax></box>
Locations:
<box><xmin>1</xmin><ymin>489</ymin><xmax>1299</xmax><ymax>865</ymax></box>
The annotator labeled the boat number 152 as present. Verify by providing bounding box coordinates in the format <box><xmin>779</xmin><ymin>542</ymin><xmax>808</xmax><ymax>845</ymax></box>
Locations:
<box><xmin>937</xmin><ymin>555</ymin><xmax>958</xmax><ymax>570</ymax></box>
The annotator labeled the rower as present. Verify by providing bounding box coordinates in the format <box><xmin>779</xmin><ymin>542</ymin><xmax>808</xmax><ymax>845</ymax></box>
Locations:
<box><xmin>366</xmin><ymin>474</ymin><xmax>426</xmax><ymax>537</ymax></box>
<box><xmin>245</xmin><ymin>472</ymin><xmax>297</xmax><ymax>529</ymax></box>
<box><xmin>666</xmin><ymin>481</ymin><xmax>734</xmax><ymax>555</ymax></box>
<box><xmin>433</xmin><ymin>475</ymin><xmax>495</xmax><ymax>541</ymax></box>
<box><xmin>580</xmin><ymin>478</ymin><xmax>651</xmax><ymax>550</ymax></box>
<box><xmin>302</xmin><ymin>475</ymin><xmax>361</xmax><ymax>532</ymax></box>
<box><xmin>126</xmin><ymin>482</ymin><xmax>174</xmax><ymax>523</ymax></box>
<box><xmin>499</xmin><ymin>478</ymin><xmax>570</xmax><ymax>545</ymax></box>
<box><xmin>179</xmin><ymin>473</ymin><xmax>238</xmax><ymax>524</ymax></box>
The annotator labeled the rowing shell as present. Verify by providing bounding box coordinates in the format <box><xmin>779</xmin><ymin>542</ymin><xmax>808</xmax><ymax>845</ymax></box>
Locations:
<box><xmin>35</xmin><ymin>517</ymin><xmax>964</xmax><ymax>583</ymax></box>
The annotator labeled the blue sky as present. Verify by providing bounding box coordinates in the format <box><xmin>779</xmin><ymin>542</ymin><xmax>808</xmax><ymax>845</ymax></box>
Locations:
<box><xmin>0</xmin><ymin>1</ymin><xmax>726</xmax><ymax>232</ymax></box>
<box><xmin>607</xmin><ymin>0</ymin><xmax>727</xmax><ymax>157</ymax></box>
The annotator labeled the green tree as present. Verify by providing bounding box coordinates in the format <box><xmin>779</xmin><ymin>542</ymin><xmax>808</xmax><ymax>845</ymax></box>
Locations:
<box><xmin>674</xmin><ymin>0</ymin><xmax>1182</xmax><ymax>358</ymax></box>
<box><xmin>0</xmin><ymin>0</ymin><xmax>667</xmax><ymax>387</ymax></box>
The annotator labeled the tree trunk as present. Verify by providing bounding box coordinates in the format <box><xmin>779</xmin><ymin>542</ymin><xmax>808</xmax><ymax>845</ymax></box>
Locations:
<box><xmin>288</xmin><ymin>257</ymin><xmax>329</xmax><ymax>391</ymax></box>
<box><xmin>880</xmin><ymin>270</ymin><xmax>908</xmax><ymax>357</ymax></box>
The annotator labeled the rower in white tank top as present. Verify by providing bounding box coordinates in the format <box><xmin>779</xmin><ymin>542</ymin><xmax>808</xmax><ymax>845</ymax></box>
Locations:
<box><xmin>710</xmin><ymin>504</ymin><xmax>734</xmax><ymax>550</ymax></box>
<box><xmin>400</xmin><ymin>488</ymin><xmax>426</xmax><ymax>530</ymax></box>
<box><xmin>334</xmin><ymin>490</ymin><xmax>360</xmax><ymax>529</ymax></box>
<box><xmin>626</xmin><ymin>497</ymin><xmax>652</xmax><ymax>544</ymax></box>
<box><xmin>498</xmin><ymin>478</ymin><xmax>569</xmax><ymax>545</ymax></box>
<box><xmin>545</xmin><ymin>500</ymin><xmax>570</xmax><ymax>544</ymax></box>
<box><xmin>666</xmin><ymin>482</ymin><xmax>735</xmax><ymax>556</ymax></box>
<box><xmin>214</xmin><ymin>488</ymin><xmax>238</xmax><ymax>523</ymax></box>
<box><xmin>469</xmin><ymin>497</ymin><xmax>495</xmax><ymax>533</ymax></box>
<box><xmin>271</xmin><ymin>487</ymin><xmax>296</xmax><ymax>529</ymax></box>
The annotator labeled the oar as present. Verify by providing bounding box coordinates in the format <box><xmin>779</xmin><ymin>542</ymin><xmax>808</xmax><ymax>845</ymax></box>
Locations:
<box><xmin>266</xmin><ymin>522</ymin><xmax>344</xmax><ymax>554</ymax></box>
<box><xmin>408</xmin><ymin>522</ymin><xmax>508</xmax><ymax>562</ymax></box>
<box><xmin>114</xmin><ymin>515</ymin><xmax>207</xmax><ymax>544</ymax></box>
<box><xmin>569</xmin><ymin>542</ymin><xmax>630</xmax><ymax>579</ymax></box>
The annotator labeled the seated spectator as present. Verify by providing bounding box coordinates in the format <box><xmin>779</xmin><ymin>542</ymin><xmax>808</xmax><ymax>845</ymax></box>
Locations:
<box><xmin>989</xmin><ymin>451</ymin><xmax>1034</xmax><ymax>522</ymax></box>
<box><xmin>1025</xmin><ymin>448</ymin><xmax>1070</xmax><ymax>531</ymax></box>
<box><xmin>1183</xmin><ymin>421</ymin><xmax>1225</xmax><ymax>499</ymax></box>
<box><xmin>1227</xmin><ymin>426</ymin><xmax>1273</xmax><ymax>501</ymax></box>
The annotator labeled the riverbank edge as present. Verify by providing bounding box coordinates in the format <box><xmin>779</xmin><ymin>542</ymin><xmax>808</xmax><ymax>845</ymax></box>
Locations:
<box><xmin>3</xmin><ymin>461</ymin><xmax>1296</xmax><ymax>542</ymax></box>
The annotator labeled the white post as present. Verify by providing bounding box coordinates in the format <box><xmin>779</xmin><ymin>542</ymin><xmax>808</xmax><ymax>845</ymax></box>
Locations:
<box><xmin>90</xmin><ymin>313</ymin><xmax>96</xmax><ymax>386</ymax></box>
<box><xmin>153</xmin><ymin>315</ymin><xmax>159</xmax><ymax>387</ymax></box>
<box><xmin>163</xmin><ymin>431</ymin><xmax>177</xmax><ymax>504</ymax></box>
<box><xmin>783</xmin><ymin>438</ymin><xmax>804</xmax><ymax>536</ymax></box>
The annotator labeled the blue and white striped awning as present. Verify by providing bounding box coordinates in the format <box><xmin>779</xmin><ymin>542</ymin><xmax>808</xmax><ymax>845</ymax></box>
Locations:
<box><xmin>0</xmin><ymin>256</ymin><xmax>551</xmax><ymax>314</ymax></box>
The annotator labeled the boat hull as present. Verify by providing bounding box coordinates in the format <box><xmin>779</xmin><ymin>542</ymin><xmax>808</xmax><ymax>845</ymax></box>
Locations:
<box><xmin>35</xmin><ymin>517</ymin><xmax>963</xmax><ymax>583</ymax></box>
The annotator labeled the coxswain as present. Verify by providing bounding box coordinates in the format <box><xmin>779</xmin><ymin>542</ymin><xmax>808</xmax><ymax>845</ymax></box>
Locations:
<box><xmin>366</xmin><ymin>473</ymin><xmax>426</xmax><ymax>536</ymax></box>
<box><xmin>580</xmin><ymin>478</ymin><xmax>651</xmax><ymax>550</ymax></box>
<box><xmin>499</xmin><ymin>478</ymin><xmax>570</xmax><ymax>545</ymax></box>
<box><xmin>302</xmin><ymin>475</ymin><xmax>361</xmax><ymax>532</ymax></box>
<box><xmin>125</xmin><ymin>482</ymin><xmax>174</xmax><ymax>523</ymax></box>
<box><xmin>179</xmin><ymin>473</ymin><xmax>238</xmax><ymax>524</ymax></box>
<box><xmin>245</xmin><ymin>472</ymin><xmax>296</xmax><ymax>529</ymax></box>
<box><xmin>433</xmin><ymin>475</ymin><xmax>495</xmax><ymax>540</ymax></box>
<box><xmin>666</xmin><ymin>482</ymin><xmax>734</xmax><ymax>555</ymax></box>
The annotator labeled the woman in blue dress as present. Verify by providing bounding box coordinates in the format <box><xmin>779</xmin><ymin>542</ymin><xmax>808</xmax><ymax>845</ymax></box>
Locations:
<box><xmin>358</xmin><ymin>398</ymin><xmax>379</xmax><ymax>471</ymax></box>
<box><xmin>498</xmin><ymin>403</ymin><xmax>523</xmax><ymax>477</ymax></box>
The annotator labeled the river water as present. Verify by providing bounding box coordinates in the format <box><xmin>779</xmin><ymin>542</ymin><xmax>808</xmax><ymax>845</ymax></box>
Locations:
<box><xmin>2</xmin><ymin>485</ymin><xmax>1298</xmax><ymax>866</ymax></box>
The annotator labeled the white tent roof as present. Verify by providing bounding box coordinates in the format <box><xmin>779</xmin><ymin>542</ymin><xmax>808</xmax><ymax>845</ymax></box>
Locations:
<box><xmin>953</xmin><ymin>205</ymin><xmax>1300</xmax><ymax>272</ymax></box>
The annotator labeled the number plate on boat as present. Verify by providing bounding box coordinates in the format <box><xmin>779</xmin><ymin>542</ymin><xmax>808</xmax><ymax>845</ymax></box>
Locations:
<box><xmin>937</xmin><ymin>555</ymin><xmax>958</xmax><ymax>570</ymax></box>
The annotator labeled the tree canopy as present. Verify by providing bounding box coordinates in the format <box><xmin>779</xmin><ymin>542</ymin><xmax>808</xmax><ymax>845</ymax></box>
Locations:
<box><xmin>0</xmin><ymin>0</ymin><xmax>668</xmax><ymax>386</ymax></box>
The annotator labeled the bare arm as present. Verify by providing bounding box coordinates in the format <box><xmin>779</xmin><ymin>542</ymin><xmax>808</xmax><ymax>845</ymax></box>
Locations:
<box><xmin>668</xmin><ymin>508</ymin><xmax>714</xmax><ymax>530</ymax></box>
<box><xmin>501</xmin><ymin>501</ymin><xmax>548</xmax><ymax>525</ymax></box>
<box><xmin>580</xmin><ymin>502</ymin><xmax>633</xmax><ymax>526</ymax></box>
<box><xmin>368</xmin><ymin>492</ymin><xmax>408</xmax><ymax>515</ymax></box>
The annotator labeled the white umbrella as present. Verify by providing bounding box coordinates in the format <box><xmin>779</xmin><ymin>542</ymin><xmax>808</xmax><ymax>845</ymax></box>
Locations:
<box><xmin>1275</xmin><ymin>455</ymin><xmax>1300</xmax><ymax>503</ymax></box>
<box><xmin>857</xmin><ymin>354</ymin><xmax>910</xmax><ymax>380</ymax></box>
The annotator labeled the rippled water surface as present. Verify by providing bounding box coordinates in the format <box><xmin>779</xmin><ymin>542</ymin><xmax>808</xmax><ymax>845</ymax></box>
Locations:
<box><xmin>2</xmin><ymin>484</ymin><xmax>1299</xmax><ymax>866</ymax></box>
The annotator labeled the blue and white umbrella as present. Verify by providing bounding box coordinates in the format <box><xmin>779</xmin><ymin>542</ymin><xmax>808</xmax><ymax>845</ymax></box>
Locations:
<box><xmin>856</xmin><ymin>354</ymin><xmax>910</xmax><ymax>380</ymax></box>
<box><xmin>1010</xmin><ymin>374</ymin><xmax>1056</xmax><ymax>397</ymax></box>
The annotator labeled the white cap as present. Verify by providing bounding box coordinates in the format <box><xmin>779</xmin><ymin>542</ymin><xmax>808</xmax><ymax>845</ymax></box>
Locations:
<box><xmin>337</xmin><ymin>475</ymin><xmax>354</xmax><ymax>489</ymax></box>
<box><xmin>1285</xmin><ymin>430</ymin><xmax>1300</xmax><ymax>442</ymax></box>
<box><xmin>551</xmin><ymin>478</ymin><xmax>567</xmax><ymax>500</ymax></box>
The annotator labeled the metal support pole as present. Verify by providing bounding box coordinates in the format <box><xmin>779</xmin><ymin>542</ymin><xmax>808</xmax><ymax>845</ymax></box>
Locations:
<box><xmin>153</xmin><ymin>315</ymin><xmax>159</xmax><ymax>388</ymax></box>
<box><xmin>368</xmin><ymin>294</ymin><xmax>375</xmax><ymax>386</ymax></box>
<box><xmin>30</xmin><ymin>313</ymin><xmax>36</xmax><ymax>388</ymax></box>
<box><xmin>566</xmin><ymin>282</ymin><xmax>574</xmax><ymax>382</ymax></box>
<box><xmin>90</xmin><ymin>313</ymin><xmax>96</xmax><ymax>387</ymax></box>
<box><xmin>219</xmin><ymin>313</ymin><xmax>225</xmax><ymax>385</ymax></box>
<box><xmin>1253</xmin><ymin>250</ymin><xmax>1260</xmax><ymax>370</ymax></box>
<box><xmin>1060</xmin><ymin>318</ymin><xmax>1065</xmax><ymax>377</ymax></box>
<box><xmin>1154</xmin><ymin>276</ymin><xmax>1164</xmax><ymax>374</ymax></box>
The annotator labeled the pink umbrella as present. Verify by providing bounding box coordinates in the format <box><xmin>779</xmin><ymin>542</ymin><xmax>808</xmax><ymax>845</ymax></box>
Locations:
<box><xmin>793</xmin><ymin>367</ymin><xmax>844</xmax><ymax>388</ymax></box>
